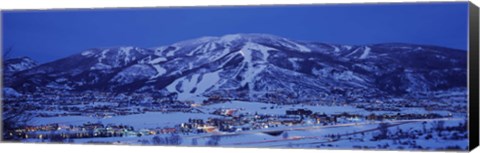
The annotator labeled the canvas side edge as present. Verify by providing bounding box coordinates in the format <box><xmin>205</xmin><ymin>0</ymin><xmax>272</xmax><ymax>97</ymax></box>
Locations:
<box><xmin>468</xmin><ymin>1</ymin><xmax>480</xmax><ymax>151</ymax></box>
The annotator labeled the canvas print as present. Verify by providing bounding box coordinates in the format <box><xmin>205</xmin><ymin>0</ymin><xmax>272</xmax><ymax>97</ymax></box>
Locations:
<box><xmin>1</xmin><ymin>2</ymin><xmax>472</xmax><ymax>151</ymax></box>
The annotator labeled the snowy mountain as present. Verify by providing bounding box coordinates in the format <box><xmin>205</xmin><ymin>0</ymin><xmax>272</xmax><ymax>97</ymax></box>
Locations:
<box><xmin>3</xmin><ymin>56</ymin><xmax>38</xmax><ymax>74</ymax></box>
<box><xmin>4</xmin><ymin>34</ymin><xmax>467</xmax><ymax>103</ymax></box>
<box><xmin>2</xmin><ymin>56</ymin><xmax>38</xmax><ymax>86</ymax></box>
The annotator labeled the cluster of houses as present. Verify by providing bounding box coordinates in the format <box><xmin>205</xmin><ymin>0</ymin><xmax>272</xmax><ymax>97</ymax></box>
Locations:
<box><xmin>8</xmin><ymin>102</ymin><xmax>450</xmax><ymax>142</ymax></box>
<box><xmin>10</xmin><ymin>122</ymin><xmax>183</xmax><ymax>141</ymax></box>
<box><xmin>4</xmin><ymin>88</ymin><xmax>460</xmax><ymax>142</ymax></box>
<box><xmin>176</xmin><ymin>108</ymin><xmax>449</xmax><ymax>134</ymax></box>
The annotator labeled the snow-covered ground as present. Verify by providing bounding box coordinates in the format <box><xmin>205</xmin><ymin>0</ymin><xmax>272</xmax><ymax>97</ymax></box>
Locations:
<box><xmin>56</xmin><ymin>119</ymin><xmax>467</xmax><ymax>151</ymax></box>
<box><xmin>24</xmin><ymin>100</ymin><xmax>466</xmax><ymax>151</ymax></box>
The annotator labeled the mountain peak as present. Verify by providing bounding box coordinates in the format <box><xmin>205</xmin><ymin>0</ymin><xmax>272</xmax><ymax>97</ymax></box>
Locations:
<box><xmin>219</xmin><ymin>33</ymin><xmax>284</xmax><ymax>42</ymax></box>
<box><xmin>170</xmin><ymin>33</ymin><xmax>285</xmax><ymax>47</ymax></box>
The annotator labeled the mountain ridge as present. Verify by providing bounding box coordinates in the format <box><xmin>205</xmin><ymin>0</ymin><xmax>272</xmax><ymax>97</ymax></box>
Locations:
<box><xmin>3</xmin><ymin>33</ymin><xmax>467</xmax><ymax>103</ymax></box>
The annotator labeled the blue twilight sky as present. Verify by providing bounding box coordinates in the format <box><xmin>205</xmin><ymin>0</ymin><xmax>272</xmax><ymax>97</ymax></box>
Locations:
<box><xmin>2</xmin><ymin>2</ymin><xmax>469</xmax><ymax>63</ymax></box>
